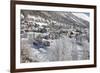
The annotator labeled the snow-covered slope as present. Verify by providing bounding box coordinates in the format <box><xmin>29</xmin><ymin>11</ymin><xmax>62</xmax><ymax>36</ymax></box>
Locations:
<box><xmin>72</xmin><ymin>13</ymin><xmax>90</xmax><ymax>21</ymax></box>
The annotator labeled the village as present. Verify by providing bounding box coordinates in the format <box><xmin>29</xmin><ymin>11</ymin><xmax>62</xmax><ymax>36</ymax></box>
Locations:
<box><xmin>20</xmin><ymin>10</ymin><xmax>90</xmax><ymax>63</ymax></box>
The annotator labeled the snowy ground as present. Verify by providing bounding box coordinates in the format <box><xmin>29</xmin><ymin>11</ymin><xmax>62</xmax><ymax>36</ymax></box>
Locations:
<box><xmin>21</xmin><ymin>35</ymin><xmax>89</xmax><ymax>63</ymax></box>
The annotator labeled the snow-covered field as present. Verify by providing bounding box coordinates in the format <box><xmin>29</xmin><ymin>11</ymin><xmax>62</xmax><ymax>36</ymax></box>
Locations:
<box><xmin>20</xmin><ymin>10</ymin><xmax>90</xmax><ymax>63</ymax></box>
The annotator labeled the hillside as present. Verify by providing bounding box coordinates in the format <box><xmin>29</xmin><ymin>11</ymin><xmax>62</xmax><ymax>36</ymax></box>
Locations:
<box><xmin>20</xmin><ymin>10</ymin><xmax>90</xmax><ymax>63</ymax></box>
